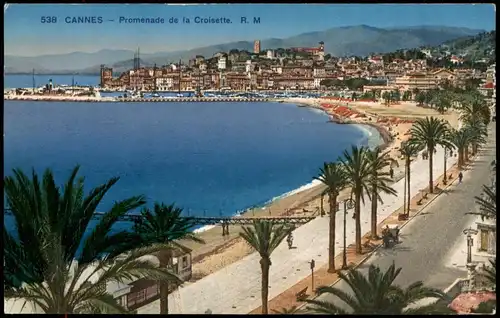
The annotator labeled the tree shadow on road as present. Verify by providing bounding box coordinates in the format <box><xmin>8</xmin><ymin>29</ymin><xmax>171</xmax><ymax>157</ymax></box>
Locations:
<box><xmin>415</xmin><ymin>211</ymin><xmax>433</xmax><ymax>216</ymax></box>
<box><xmin>371</xmin><ymin>245</ymin><xmax>413</xmax><ymax>258</ymax></box>
<box><xmin>439</xmin><ymin>188</ymin><xmax>462</xmax><ymax>195</ymax></box>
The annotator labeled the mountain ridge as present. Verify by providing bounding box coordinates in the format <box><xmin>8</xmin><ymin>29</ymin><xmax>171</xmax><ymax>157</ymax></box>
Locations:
<box><xmin>5</xmin><ymin>25</ymin><xmax>486</xmax><ymax>74</ymax></box>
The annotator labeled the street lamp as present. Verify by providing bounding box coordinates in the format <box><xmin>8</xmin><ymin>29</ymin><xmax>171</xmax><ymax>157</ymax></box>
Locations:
<box><xmin>463</xmin><ymin>226</ymin><xmax>479</xmax><ymax>291</ymax></box>
<box><xmin>463</xmin><ymin>227</ymin><xmax>478</xmax><ymax>264</ymax></box>
<box><xmin>309</xmin><ymin>259</ymin><xmax>316</xmax><ymax>291</ymax></box>
<box><xmin>342</xmin><ymin>197</ymin><xmax>356</xmax><ymax>269</ymax></box>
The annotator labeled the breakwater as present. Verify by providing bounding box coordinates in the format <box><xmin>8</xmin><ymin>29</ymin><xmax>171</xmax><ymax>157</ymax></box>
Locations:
<box><xmin>4</xmin><ymin>95</ymin><xmax>271</xmax><ymax>103</ymax></box>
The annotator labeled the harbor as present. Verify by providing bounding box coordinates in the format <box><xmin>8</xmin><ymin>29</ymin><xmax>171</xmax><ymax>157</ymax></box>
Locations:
<box><xmin>4</xmin><ymin>94</ymin><xmax>273</xmax><ymax>103</ymax></box>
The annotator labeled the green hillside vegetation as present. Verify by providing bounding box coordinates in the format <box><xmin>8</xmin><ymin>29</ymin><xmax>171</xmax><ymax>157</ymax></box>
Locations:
<box><xmin>426</xmin><ymin>31</ymin><xmax>496</xmax><ymax>70</ymax></box>
<box><xmin>371</xmin><ymin>31</ymin><xmax>495</xmax><ymax>72</ymax></box>
<box><xmin>439</xmin><ymin>30</ymin><xmax>496</xmax><ymax>58</ymax></box>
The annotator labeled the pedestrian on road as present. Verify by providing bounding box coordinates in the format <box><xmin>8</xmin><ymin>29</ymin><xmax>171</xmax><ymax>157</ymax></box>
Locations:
<box><xmin>458</xmin><ymin>171</ymin><xmax>463</xmax><ymax>183</ymax></box>
<box><xmin>389</xmin><ymin>167</ymin><xmax>394</xmax><ymax>179</ymax></box>
<box><xmin>287</xmin><ymin>232</ymin><xmax>294</xmax><ymax>249</ymax></box>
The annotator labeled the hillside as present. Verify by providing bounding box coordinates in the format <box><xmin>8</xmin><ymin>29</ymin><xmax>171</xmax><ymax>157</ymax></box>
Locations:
<box><xmin>4</xmin><ymin>49</ymin><xmax>137</xmax><ymax>74</ymax></box>
<box><xmin>145</xmin><ymin>25</ymin><xmax>485</xmax><ymax>64</ymax></box>
<box><xmin>4</xmin><ymin>25</ymin><xmax>485</xmax><ymax>74</ymax></box>
<box><xmin>432</xmin><ymin>30</ymin><xmax>496</xmax><ymax>60</ymax></box>
<box><xmin>77</xmin><ymin>58</ymin><xmax>155</xmax><ymax>75</ymax></box>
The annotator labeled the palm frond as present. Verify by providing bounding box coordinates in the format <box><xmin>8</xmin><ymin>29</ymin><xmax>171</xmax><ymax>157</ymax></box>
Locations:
<box><xmin>339</xmin><ymin>146</ymin><xmax>372</xmax><ymax>205</ymax></box>
<box><xmin>304</xmin><ymin>263</ymin><xmax>448</xmax><ymax>314</ymax></box>
<box><xmin>478</xmin><ymin>259</ymin><xmax>496</xmax><ymax>288</ymax></box>
<box><xmin>409</xmin><ymin>117</ymin><xmax>453</xmax><ymax>151</ymax></box>
<box><xmin>4</xmin><ymin>166</ymin><xmax>149</xmax><ymax>291</ymax></box>
<box><xmin>467</xmin><ymin>185</ymin><xmax>496</xmax><ymax>220</ymax></box>
<box><xmin>314</xmin><ymin>162</ymin><xmax>347</xmax><ymax>198</ymax></box>
<box><xmin>403</xmin><ymin>302</ymin><xmax>457</xmax><ymax>314</ymax></box>
<box><xmin>240</xmin><ymin>220</ymin><xmax>290</xmax><ymax>258</ymax></box>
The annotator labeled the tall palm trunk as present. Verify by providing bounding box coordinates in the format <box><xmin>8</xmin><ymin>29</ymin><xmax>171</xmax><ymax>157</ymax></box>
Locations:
<box><xmin>327</xmin><ymin>193</ymin><xmax>338</xmax><ymax>273</ymax></box>
<box><xmin>160</xmin><ymin>281</ymin><xmax>169</xmax><ymax>314</ymax></box>
<box><xmin>472</xmin><ymin>143</ymin><xmax>478</xmax><ymax>155</ymax></box>
<box><xmin>159</xmin><ymin>253</ymin><xmax>171</xmax><ymax>314</ymax></box>
<box><xmin>443</xmin><ymin>150</ymin><xmax>448</xmax><ymax>184</ymax></box>
<box><xmin>320</xmin><ymin>193</ymin><xmax>325</xmax><ymax>216</ymax></box>
<box><xmin>260</xmin><ymin>257</ymin><xmax>271</xmax><ymax>314</ymax></box>
<box><xmin>458</xmin><ymin>147</ymin><xmax>464</xmax><ymax>167</ymax></box>
<box><xmin>406</xmin><ymin>159</ymin><xmax>411</xmax><ymax>216</ymax></box>
<box><xmin>428</xmin><ymin>146</ymin><xmax>434</xmax><ymax>193</ymax></box>
<box><xmin>370</xmin><ymin>178</ymin><xmax>378</xmax><ymax>239</ymax></box>
<box><xmin>354</xmin><ymin>190</ymin><xmax>362</xmax><ymax>254</ymax></box>
<box><xmin>464</xmin><ymin>145</ymin><xmax>469</xmax><ymax>162</ymax></box>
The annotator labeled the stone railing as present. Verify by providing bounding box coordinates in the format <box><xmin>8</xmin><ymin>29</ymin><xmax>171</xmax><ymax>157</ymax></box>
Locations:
<box><xmin>443</xmin><ymin>278</ymin><xmax>469</xmax><ymax>300</ymax></box>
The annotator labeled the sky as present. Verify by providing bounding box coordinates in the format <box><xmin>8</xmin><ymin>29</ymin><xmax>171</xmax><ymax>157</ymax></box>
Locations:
<box><xmin>4</xmin><ymin>3</ymin><xmax>496</xmax><ymax>56</ymax></box>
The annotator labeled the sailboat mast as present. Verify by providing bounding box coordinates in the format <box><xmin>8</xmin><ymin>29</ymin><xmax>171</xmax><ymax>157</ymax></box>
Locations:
<box><xmin>138</xmin><ymin>47</ymin><xmax>140</xmax><ymax>69</ymax></box>
<box><xmin>178</xmin><ymin>59</ymin><xmax>181</xmax><ymax>95</ymax></box>
<box><xmin>32</xmin><ymin>69</ymin><xmax>35</xmax><ymax>93</ymax></box>
<box><xmin>153</xmin><ymin>63</ymin><xmax>157</xmax><ymax>92</ymax></box>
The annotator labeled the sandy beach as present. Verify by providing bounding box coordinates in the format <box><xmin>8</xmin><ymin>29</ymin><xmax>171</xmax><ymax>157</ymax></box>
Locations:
<box><xmin>182</xmin><ymin>97</ymin><xmax>460</xmax><ymax>282</ymax></box>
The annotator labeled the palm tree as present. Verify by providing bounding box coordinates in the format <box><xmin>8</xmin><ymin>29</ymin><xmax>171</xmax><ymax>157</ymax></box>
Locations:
<box><xmin>432</xmin><ymin>91</ymin><xmax>452</xmax><ymax>114</ymax></box>
<box><xmin>399</xmin><ymin>140</ymin><xmax>423</xmax><ymax>216</ymax></box>
<box><xmin>479</xmin><ymin>259</ymin><xmax>496</xmax><ymax>290</ymax></box>
<box><xmin>3</xmin><ymin>166</ymin><xmax>181</xmax><ymax>313</ymax></box>
<box><xmin>415</xmin><ymin>91</ymin><xmax>426</xmax><ymax>106</ymax></box>
<box><xmin>409</xmin><ymin>117</ymin><xmax>453</xmax><ymax>193</ymax></box>
<box><xmin>314</xmin><ymin>162</ymin><xmax>347</xmax><ymax>272</ymax></box>
<box><xmin>4</xmin><ymin>233</ymin><xmax>179</xmax><ymax>313</ymax></box>
<box><xmin>441</xmin><ymin>126</ymin><xmax>456</xmax><ymax>185</ymax></box>
<box><xmin>131</xmin><ymin>203</ymin><xmax>205</xmax><ymax>314</ymax></box>
<box><xmin>468</xmin><ymin>185</ymin><xmax>496</xmax><ymax>221</ymax></box>
<box><xmin>3</xmin><ymin>166</ymin><xmax>147</xmax><ymax>291</ymax></box>
<box><xmin>339</xmin><ymin>146</ymin><xmax>372</xmax><ymax>254</ymax></box>
<box><xmin>240</xmin><ymin>220</ymin><xmax>291</xmax><ymax>314</ymax></box>
<box><xmin>459</xmin><ymin>93</ymin><xmax>491</xmax><ymax>125</ymax></box>
<box><xmin>464</xmin><ymin>116</ymin><xmax>488</xmax><ymax>155</ymax></box>
<box><xmin>304</xmin><ymin>263</ymin><xmax>453</xmax><ymax>314</ymax></box>
<box><xmin>382</xmin><ymin>91</ymin><xmax>392</xmax><ymax>106</ymax></box>
<box><xmin>449</xmin><ymin>128</ymin><xmax>471</xmax><ymax>168</ymax></box>
<box><xmin>365</xmin><ymin>147</ymin><xmax>398</xmax><ymax>239</ymax></box>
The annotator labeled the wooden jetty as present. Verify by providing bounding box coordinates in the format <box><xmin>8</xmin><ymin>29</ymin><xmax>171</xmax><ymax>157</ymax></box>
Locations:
<box><xmin>4</xmin><ymin>209</ymin><xmax>315</xmax><ymax>236</ymax></box>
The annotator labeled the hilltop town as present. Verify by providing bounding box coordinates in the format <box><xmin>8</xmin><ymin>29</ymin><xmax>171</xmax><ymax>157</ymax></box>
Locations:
<box><xmin>98</xmin><ymin>31</ymin><xmax>496</xmax><ymax>93</ymax></box>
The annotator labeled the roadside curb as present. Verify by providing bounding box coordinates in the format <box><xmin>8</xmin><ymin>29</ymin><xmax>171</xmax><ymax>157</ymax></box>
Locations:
<box><xmin>296</xmin><ymin>156</ymin><xmax>475</xmax><ymax>312</ymax></box>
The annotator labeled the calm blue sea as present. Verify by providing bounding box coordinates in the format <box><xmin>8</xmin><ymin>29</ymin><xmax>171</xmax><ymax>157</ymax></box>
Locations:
<box><xmin>4</xmin><ymin>75</ymin><xmax>382</xmax><ymax>235</ymax></box>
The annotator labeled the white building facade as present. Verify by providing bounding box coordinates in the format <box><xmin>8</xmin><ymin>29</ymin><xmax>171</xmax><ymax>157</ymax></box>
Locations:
<box><xmin>218</xmin><ymin>56</ymin><xmax>227</xmax><ymax>70</ymax></box>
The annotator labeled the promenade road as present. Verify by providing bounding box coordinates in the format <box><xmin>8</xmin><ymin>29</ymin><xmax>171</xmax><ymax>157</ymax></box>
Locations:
<box><xmin>309</xmin><ymin>123</ymin><xmax>496</xmax><ymax>313</ymax></box>
<box><xmin>139</xmin><ymin>144</ymin><xmax>457</xmax><ymax>314</ymax></box>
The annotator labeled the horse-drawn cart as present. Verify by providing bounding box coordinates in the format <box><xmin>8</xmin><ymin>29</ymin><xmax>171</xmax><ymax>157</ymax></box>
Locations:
<box><xmin>382</xmin><ymin>224</ymin><xmax>400</xmax><ymax>248</ymax></box>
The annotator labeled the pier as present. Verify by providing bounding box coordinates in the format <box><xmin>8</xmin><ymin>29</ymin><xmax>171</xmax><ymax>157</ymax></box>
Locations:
<box><xmin>4</xmin><ymin>209</ymin><xmax>316</xmax><ymax>236</ymax></box>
